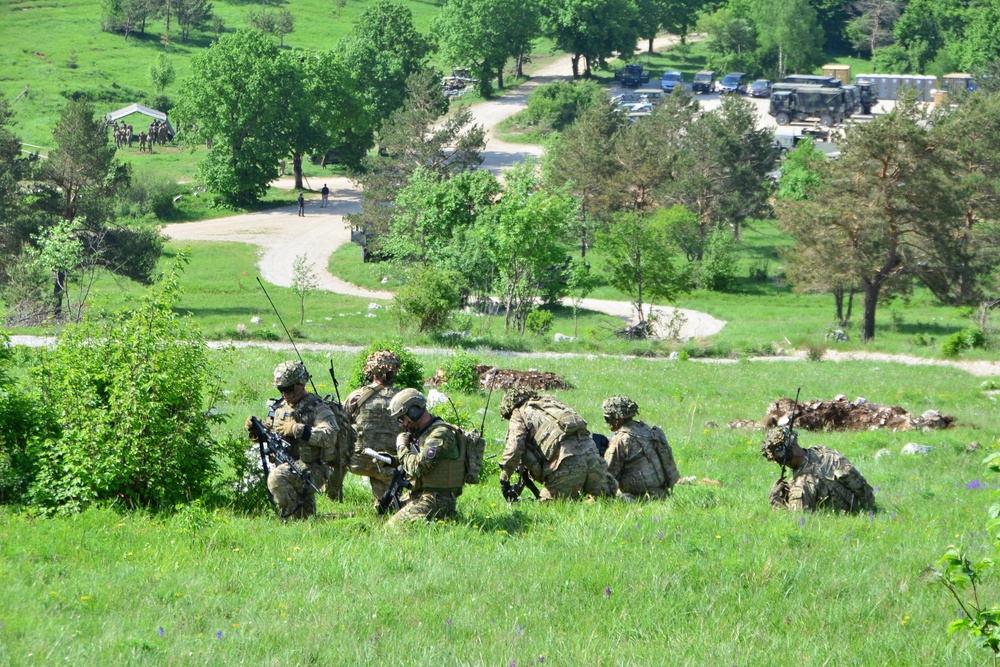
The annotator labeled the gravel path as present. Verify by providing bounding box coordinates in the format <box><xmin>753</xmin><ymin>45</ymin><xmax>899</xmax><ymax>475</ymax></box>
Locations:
<box><xmin>164</xmin><ymin>35</ymin><xmax>726</xmax><ymax>340</ymax></box>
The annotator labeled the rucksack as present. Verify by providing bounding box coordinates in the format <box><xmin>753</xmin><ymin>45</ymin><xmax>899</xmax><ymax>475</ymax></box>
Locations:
<box><xmin>323</xmin><ymin>394</ymin><xmax>358</xmax><ymax>468</ymax></box>
<box><xmin>650</xmin><ymin>425</ymin><xmax>680</xmax><ymax>489</ymax></box>
<box><xmin>526</xmin><ymin>396</ymin><xmax>589</xmax><ymax>453</ymax></box>
<box><xmin>439</xmin><ymin>423</ymin><xmax>486</xmax><ymax>485</ymax></box>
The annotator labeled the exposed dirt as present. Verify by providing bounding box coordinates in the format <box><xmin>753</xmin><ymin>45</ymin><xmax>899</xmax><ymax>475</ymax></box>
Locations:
<box><xmin>425</xmin><ymin>364</ymin><xmax>573</xmax><ymax>391</ymax></box>
<box><xmin>730</xmin><ymin>395</ymin><xmax>957</xmax><ymax>432</ymax></box>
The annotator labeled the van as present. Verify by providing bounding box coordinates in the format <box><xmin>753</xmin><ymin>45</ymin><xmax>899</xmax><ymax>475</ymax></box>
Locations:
<box><xmin>635</xmin><ymin>88</ymin><xmax>664</xmax><ymax>105</ymax></box>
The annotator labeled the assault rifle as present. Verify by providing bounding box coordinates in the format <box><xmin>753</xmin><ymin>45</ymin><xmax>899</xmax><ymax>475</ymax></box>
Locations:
<box><xmin>779</xmin><ymin>387</ymin><xmax>802</xmax><ymax>482</ymax></box>
<box><xmin>248</xmin><ymin>415</ymin><xmax>323</xmax><ymax>517</ymax></box>
<box><xmin>364</xmin><ymin>447</ymin><xmax>410</xmax><ymax>515</ymax></box>
<box><xmin>502</xmin><ymin>464</ymin><xmax>541</xmax><ymax>503</ymax></box>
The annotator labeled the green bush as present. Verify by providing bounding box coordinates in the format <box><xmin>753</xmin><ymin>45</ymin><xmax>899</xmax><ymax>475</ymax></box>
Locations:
<box><xmin>0</xmin><ymin>340</ymin><xmax>54</xmax><ymax>504</ymax></box>
<box><xmin>699</xmin><ymin>231</ymin><xmax>739</xmax><ymax>292</ymax></box>
<box><xmin>941</xmin><ymin>327</ymin><xmax>986</xmax><ymax>357</ymax></box>
<box><xmin>522</xmin><ymin>80</ymin><xmax>603</xmax><ymax>131</ymax></box>
<box><xmin>525</xmin><ymin>308</ymin><xmax>554</xmax><ymax>336</ymax></box>
<box><xmin>27</xmin><ymin>256</ymin><xmax>223</xmax><ymax>514</ymax></box>
<box><xmin>440</xmin><ymin>351</ymin><xmax>483</xmax><ymax>394</ymax></box>
<box><xmin>392</xmin><ymin>266</ymin><xmax>463</xmax><ymax>333</ymax></box>
<box><xmin>346</xmin><ymin>338</ymin><xmax>425</xmax><ymax>392</ymax></box>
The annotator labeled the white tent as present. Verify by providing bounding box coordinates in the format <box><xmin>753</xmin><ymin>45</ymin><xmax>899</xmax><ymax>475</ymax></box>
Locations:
<box><xmin>105</xmin><ymin>103</ymin><xmax>174</xmax><ymax>135</ymax></box>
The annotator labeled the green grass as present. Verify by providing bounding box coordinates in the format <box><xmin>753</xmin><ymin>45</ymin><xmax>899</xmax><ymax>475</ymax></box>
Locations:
<box><xmin>2</xmin><ymin>347</ymin><xmax>998</xmax><ymax>664</ymax></box>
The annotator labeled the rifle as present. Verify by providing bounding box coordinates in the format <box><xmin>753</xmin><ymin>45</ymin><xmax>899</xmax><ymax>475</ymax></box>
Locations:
<box><xmin>779</xmin><ymin>387</ymin><xmax>802</xmax><ymax>481</ymax></box>
<box><xmin>257</xmin><ymin>277</ymin><xmax>320</xmax><ymax>396</ymax></box>
<box><xmin>503</xmin><ymin>464</ymin><xmax>541</xmax><ymax>503</ymax></box>
<box><xmin>328</xmin><ymin>359</ymin><xmax>342</xmax><ymax>404</ymax></box>
<box><xmin>248</xmin><ymin>415</ymin><xmax>323</xmax><ymax>518</ymax></box>
<box><xmin>364</xmin><ymin>447</ymin><xmax>411</xmax><ymax>515</ymax></box>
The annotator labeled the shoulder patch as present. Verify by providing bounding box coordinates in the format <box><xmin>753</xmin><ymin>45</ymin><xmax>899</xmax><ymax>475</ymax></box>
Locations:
<box><xmin>425</xmin><ymin>447</ymin><xmax>437</xmax><ymax>460</ymax></box>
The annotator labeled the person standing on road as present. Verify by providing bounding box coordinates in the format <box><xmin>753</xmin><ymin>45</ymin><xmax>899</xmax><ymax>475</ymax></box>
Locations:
<box><xmin>321</xmin><ymin>184</ymin><xmax>329</xmax><ymax>208</ymax></box>
<box><xmin>297</xmin><ymin>192</ymin><xmax>305</xmax><ymax>217</ymax></box>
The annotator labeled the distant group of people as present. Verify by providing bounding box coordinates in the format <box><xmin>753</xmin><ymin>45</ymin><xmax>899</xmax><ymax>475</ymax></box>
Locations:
<box><xmin>107</xmin><ymin>118</ymin><xmax>171</xmax><ymax>153</ymax></box>
<box><xmin>296</xmin><ymin>184</ymin><xmax>330</xmax><ymax>217</ymax></box>
<box><xmin>247</xmin><ymin>352</ymin><xmax>876</xmax><ymax>525</ymax></box>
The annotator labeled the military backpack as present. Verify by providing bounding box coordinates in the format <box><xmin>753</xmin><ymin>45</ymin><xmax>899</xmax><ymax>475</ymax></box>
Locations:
<box><xmin>438</xmin><ymin>423</ymin><xmax>486</xmax><ymax>485</ymax></box>
<box><xmin>322</xmin><ymin>394</ymin><xmax>358</xmax><ymax>468</ymax></box>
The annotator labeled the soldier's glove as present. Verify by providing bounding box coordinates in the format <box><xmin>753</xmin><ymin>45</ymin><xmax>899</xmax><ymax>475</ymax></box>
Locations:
<box><xmin>396</xmin><ymin>431</ymin><xmax>410</xmax><ymax>452</ymax></box>
<box><xmin>500</xmin><ymin>479</ymin><xmax>516</xmax><ymax>503</ymax></box>
<box><xmin>245</xmin><ymin>416</ymin><xmax>261</xmax><ymax>442</ymax></box>
<box><xmin>274</xmin><ymin>421</ymin><xmax>311</xmax><ymax>441</ymax></box>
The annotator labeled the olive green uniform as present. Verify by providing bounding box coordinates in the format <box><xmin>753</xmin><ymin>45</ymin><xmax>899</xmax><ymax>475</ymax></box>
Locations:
<box><xmin>501</xmin><ymin>398</ymin><xmax>617</xmax><ymax>500</ymax></box>
<box><xmin>604</xmin><ymin>420</ymin><xmax>678</xmax><ymax>498</ymax></box>
<box><xmin>387</xmin><ymin>417</ymin><xmax>465</xmax><ymax>526</ymax></box>
<box><xmin>264</xmin><ymin>393</ymin><xmax>339</xmax><ymax>519</ymax></box>
<box><xmin>769</xmin><ymin>445</ymin><xmax>875</xmax><ymax>513</ymax></box>
<box><xmin>345</xmin><ymin>384</ymin><xmax>402</xmax><ymax>500</ymax></box>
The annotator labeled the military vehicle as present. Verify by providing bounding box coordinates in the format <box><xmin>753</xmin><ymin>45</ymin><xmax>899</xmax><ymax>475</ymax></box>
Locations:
<box><xmin>616</xmin><ymin>63</ymin><xmax>651</xmax><ymax>88</ymax></box>
<box><xmin>779</xmin><ymin>74</ymin><xmax>841</xmax><ymax>88</ymax></box>
<box><xmin>769</xmin><ymin>85</ymin><xmax>847</xmax><ymax>126</ymax></box>
<box><xmin>692</xmin><ymin>71</ymin><xmax>716</xmax><ymax>94</ymax></box>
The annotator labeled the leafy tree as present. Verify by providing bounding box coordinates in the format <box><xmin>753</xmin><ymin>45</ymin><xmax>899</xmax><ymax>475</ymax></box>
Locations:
<box><xmin>541</xmin><ymin>0</ymin><xmax>641</xmax><ymax>78</ymax></box>
<box><xmin>596</xmin><ymin>211</ymin><xmax>688</xmax><ymax>324</ymax></box>
<box><xmin>147</xmin><ymin>53</ymin><xmax>176</xmax><ymax>94</ymax></box>
<box><xmin>846</xmin><ymin>0</ymin><xmax>900</xmax><ymax>58</ymax></box>
<box><xmin>291</xmin><ymin>254</ymin><xmax>318</xmax><ymax>325</ymax></box>
<box><xmin>698</xmin><ymin>229</ymin><xmax>739</xmax><ymax>291</ymax></box>
<box><xmin>101</xmin><ymin>0</ymin><xmax>146</xmax><ymax>40</ymax></box>
<box><xmin>521</xmin><ymin>79</ymin><xmax>604</xmax><ymax>131</ymax></box>
<box><xmin>275</xmin><ymin>8</ymin><xmax>294</xmax><ymax>47</ymax></box>
<box><xmin>961</xmin><ymin>0</ymin><xmax>1000</xmax><ymax>72</ymax></box>
<box><xmin>659</xmin><ymin>203</ymin><xmax>703</xmax><ymax>263</ymax></box>
<box><xmin>175</xmin><ymin>29</ymin><xmax>298</xmax><ymax>204</ymax></box>
<box><xmin>393</xmin><ymin>265</ymin><xmax>464</xmax><ymax>333</ymax></box>
<box><xmin>285</xmin><ymin>51</ymin><xmax>369</xmax><ymax>189</ymax></box>
<box><xmin>176</xmin><ymin>0</ymin><xmax>212</xmax><ymax>43</ymax></box>
<box><xmin>337</xmin><ymin>0</ymin><xmax>434</xmax><ymax>129</ymax></box>
<box><xmin>872</xmin><ymin>43</ymin><xmax>912</xmax><ymax>73</ymax></box>
<box><xmin>246</xmin><ymin>7</ymin><xmax>275</xmax><ymax>33</ymax></box>
<box><xmin>698</xmin><ymin>6</ymin><xmax>759</xmax><ymax>74</ymax></box>
<box><xmin>481</xmin><ymin>161</ymin><xmax>576</xmax><ymax>332</ymax></box>
<box><xmin>434</xmin><ymin>0</ymin><xmax>539</xmax><ymax>94</ymax></box>
<box><xmin>750</xmin><ymin>0</ymin><xmax>824</xmax><ymax>79</ymax></box>
<box><xmin>776</xmin><ymin>138</ymin><xmax>825</xmax><ymax>201</ymax></box>
<box><xmin>0</xmin><ymin>94</ymin><xmax>36</xmax><ymax>264</ymax></box>
<box><xmin>0</xmin><ymin>329</ymin><xmax>51</xmax><ymax>504</ymax></box>
<box><xmin>29</xmin><ymin>257</ymin><xmax>222</xmax><ymax>514</ymax></box>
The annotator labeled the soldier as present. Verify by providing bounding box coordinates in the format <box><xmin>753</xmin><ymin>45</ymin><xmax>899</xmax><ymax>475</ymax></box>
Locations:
<box><xmin>297</xmin><ymin>192</ymin><xmax>305</xmax><ymax>217</ymax></box>
<box><xmin>602</xmin><ymin>395</ymin><xmax>679</xmax><ymax>500</ymax></box>
<box><xmin>761</xmin><ymin>428</ymin><xmax>876</xmax><ymax>513</ymax></box>
<box><xmin>245</xmin><ymin>361</ymin><xmax>339</xmax><ymax>519</ymax></box>
<box><xmin>498</xmin><ymin>389</ymin><xmax>617</xmax><ymax>501</ymax></box>
<box><xmin>386</xmin><ymin>388</ymin><xmax>466</xmax><ymax>526</ymax></box>
<box><xmin>345</xmin><ymin>351</ymin><xmax>403</xmax><ymax>503</ymax></box>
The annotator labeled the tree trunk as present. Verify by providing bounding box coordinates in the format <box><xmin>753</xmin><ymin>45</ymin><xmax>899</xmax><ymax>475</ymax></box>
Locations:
<box><xmin>846</xmin><ymin>288</ymin><xmax>855</xmax><ymax>325</ymax></box>
<box><xmin>833</xmin><ymin>287</ymin><xmax>844</xmax><ymax>323</ymax></box>
<box><xmin>571</xmin><ymin>54</ymin><xmax>580</xmax><ymax>79</ymax></box>
<box><xmin>52</xmin><ymin>270</ymin><xmax>66</xmax><ymax>318</ymax></box>
<box><xmin>860</xmin><ymin>278</ymin><xmax>881</xmax><ymax>342</ymax></box>
<box><xmin>516</xmin><ymin>53</ymin><xmax>524</xmax><ymax>77</ymax></box>
<box><xmin>293</xmin><ymin>152</ymin><xmax>304</xmax><ymax>190</ymax></box>
<box><xmin>497</xmin><ymin>65</ymin><xmax>503</xmax><ymax>90</ymax></box>
<box><xmin>584</xmin><ymin>56</ymin><xmax>592</xmax><ymax>78</ymax></box>
<box><xmin>648</xmin><ymin>37</ymin><xmax>654</xmax><ymax>54</ymax></box>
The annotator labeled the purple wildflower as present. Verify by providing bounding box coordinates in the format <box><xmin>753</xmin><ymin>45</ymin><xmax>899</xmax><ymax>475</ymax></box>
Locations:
<box><xmin>516</xmin><ymin>624</ymin><xmax>523</xmax><ymax>635</ymax></box>
<box><xmin>967</xmin><ymin>480</ymin><xmax>983</xmax><ymax>490</ymax></box>
<box><xmin>800</xmin><ymin>517</ymin><xmax>805</xmax><ymax>527</ymax></box>
<box><xmin>657</xmin><ymin>531</ymin><xmax>664</xmax><ymax>540</ymax></box>
<box><xmin>158</xmin><ymin>627</ymin><xmax>164</xmax><ymax>637</ymax></box>
<box><xmin>539</xmin><ymin>657</ymin><xmax>545</xmax><ymax>663</ymax></box>
<box><xmin>605</xmin><ymin>586</ymin><xmax>612</xmax><ymax>599</ymax></box>
<box><xmin>959</xmin><ymin>610</ymin><xmax>965</xmax><ymax>619</ymax></box>
<box><xmin>510</xmin><ymin>661</ymin><xmax>517</xmax><ymax>667</ymax></box>
<box><xmin>869</xmin><ymin>509</ymin><xmax>874</xmax><ymax>520</ymax></box>
<box><xmin>446</xmin><ymin>618</ymin><xmax>452</xmax><ymax>627</ymax></box>
<box><xmin>874</xmin><ymin>486</ymin><xmax>881</xmax><ymax>493</ymax></box>
<box><xmin>653</xmin><ymin>515</ymin><xmax>660</xmax><ymax>522</ymax></box>
<box><xmin>216</xmin><ymin>631</ymin><xmax>222</xmax><ymax>640</ymax></box>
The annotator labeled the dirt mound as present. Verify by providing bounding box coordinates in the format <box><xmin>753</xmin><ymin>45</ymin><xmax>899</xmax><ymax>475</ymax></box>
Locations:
<box><xmin>425</xmin><ymin>365</ymin><xmax>572</xmax><ymax>391</ymax></box>
<box><xmin>755</xmin><ymin>395</ymin><xmax>955</xmax><ymax>432</ymax></box>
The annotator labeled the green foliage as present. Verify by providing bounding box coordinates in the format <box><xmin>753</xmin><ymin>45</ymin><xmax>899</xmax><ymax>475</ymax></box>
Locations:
<box><xmin>941</xmin><ymin>327</ymin><xmax>986</xmax><ymax>357</ymax></box>
<box><xmin>542</xmin><ymin>0</ymin><xmax>640</xmax><ymax>77</ymax></box>
<box><xmin>440</xmin><ymin>351</ymin><xmax>484</xmax><ymax>394</ymax></box>
<box><xmin>346</xmin><ymin>338</ymin><xmax>424</xmax><ymax>391</ymax></box>
<box><xmin>522</xmin><ymin>80</ymin><xmax>603</xmax><ymax>132</ymax></box>
<box><xmin>291</xmin><ymin>254</ymin><xmax>318</xmax><ymax>326</ymax></box>
<box><xmin>27</xmin><ymin>255</ymin><xmax>222</xmax><ymax>514</ymax></box>
<box><xmin>147</xmin><ymin>54</ymin><xmax>175</xmax><ymax>95</ymax></box>
<box><xmin>393</xmin><ymin>265</ymin><xmax>464</xmax><ymax>333</ymax></box>
<box><xmin>873</xmin><ymin>44</ymin><xmax>913</xmax><ymax>74</ymax></box>
<box><xmin>525</xmin><ymin>308</ymin><xmax>554</xmax><ymax>336</ymax></box>
<box><xmin>699</xmin><ymin>230</ymin><xmax>739</xmax><ymax>292</ymax></box>
<box><xmin>0</xmin><ymin>341</ymin><xmax>53</xmax><ymax>504</ymax></box>
<box><xmin>777</xmin><ymin>139</ymin><xmax>825</xmax><ymax>201</ymax></box>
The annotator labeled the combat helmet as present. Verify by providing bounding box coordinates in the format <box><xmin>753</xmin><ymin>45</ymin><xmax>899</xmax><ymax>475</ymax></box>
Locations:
<box><xmin>499</xmin><ymin>388</ymin><xmax>539</xmax><ymax>420</ymax></box>
<box><xmin>273</xmin><ymin>361</ymin><xmax>310</xmax><ymax>388</ymax></box>
<box><xmin>760</xmin><ymin>427</ymin><xmax>797</xmax><ymax>464</ymax></box>
<box><xmin>602</xmin><ymin>395</ymin><xmax>639</xmax><ymax>421</ymax></box>
<box><xmin>389</xmin><ymin>387</ymin><xmax>427</xmax><ymax>420</ymax></box>
<box><xmin>364</xmin><ymin>350</ymin><xmax>401</xmax><ymax>383</ymax></box>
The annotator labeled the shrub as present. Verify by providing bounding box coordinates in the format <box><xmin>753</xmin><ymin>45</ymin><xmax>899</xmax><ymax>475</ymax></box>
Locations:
<box><xmin>699</xmin><ymin>231</ymin><xmax>739</xmax><ymax>292</ymax></box>
<box><xmin>392</xmin><ymin>266</ymin><xmax>463</xmax><ymax>333</ymax></box>
<box><xmin>941</xmin><ymin>327</ymin><xmax>986</xmax><ymax>357</ymax></box>
<box><xmin>440</xmin><ymin>351</ymin><xmax>483</xmax><ymax>394</ymax></box>
<box><xmin>522</xmin><ymin>80</ymin><xmax>603</xmax><ymax>131</ymax></box>
<box><xmin>0</xmin><ymin>338</ymin><xmax>54</xmax><ymax>504</ymax></box>
<box><xmin>346</xmin><ymin>338</ymin><xmax>425</xmax><ymax>392</ymax></box>
<box><xmin>27</xmin><ymin>256</ymin><xmax>223</xmax><ymax>514</ymax></box>
<box><xmin>525</xmin><ymin>308</ymin><xmax>555</xmax><ymax>336</ymax></box>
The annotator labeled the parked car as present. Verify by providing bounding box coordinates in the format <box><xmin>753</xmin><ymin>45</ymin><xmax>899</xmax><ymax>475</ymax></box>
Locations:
<box><xmin>661</xmin><ymin>70</ymin><xmax>683</xmax><ymax>93</ymax></box>
<box><xmin>692</xmin><ymin>70</ymin><xmax>716</xmax><ymax>94</ymax></box>
<box><xmin>619</xmin><ymin>102</ymin><xmax>653</xmax><ymax>113</ymax></box>
<box><xmin>748</xmin><ymin>79</ymin><xmax>772</xmax><ymax>98</ymax></box>
<box><xmin>719</xmin><ymin>72</ymin><xmax>747</xmax><ymax>94</ymax></box>
<box><xmin>616</xmin><ymin>63</ymin><xmax>651</xmax><ymax>88</ymax></box>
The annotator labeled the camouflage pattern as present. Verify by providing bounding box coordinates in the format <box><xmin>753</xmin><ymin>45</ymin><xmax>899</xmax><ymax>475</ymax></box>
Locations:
<box><xmin>386</xmin><ymin>490</ymin><xmax>458</xmax><ymax>527</ymax></box>
<box><xmin>604</xmin><ymin>420</ymin><xmax>675</xmax><ymax>497</ymax></box>
<box><xmin>499</xmin><ymin>388</ymin><xmax>539</xmax><ymax>420</ymax></box>
<box><xmin>388</xmin><ymin>417</ymin><xmax>464</xmax><ymax>524</ymax></box>
<box><xmin>345</xmin><ymin>384</ymin><xmax>402</xmax><ymax>499</ymax></box>
<box><xmin>760</xmin><ymin>427</ymin><xmax>798</xmax><ymax>463</ymax></box>
<box><xmin>768</xmin><ymin>445</ymin><xmax>876</xmax><ymax>513</ymax></box>
<box><xmin>602</xmin><ymin>395</ymin><xmax>639</xmax><ymax>420</ymax></box>
<box><xmin>501</xmin><ymin>398</ymin><xmax>616</xmax><ymax>500</ymax></box>
<box><xmin>389</xmin><ymin>388</ymin><xmax>427</xmax><ymax>419</ymax></box>
<box><xmin>273</xmin><ymin>360</ymin><xmax>310</xmax><ymax>388</ymax></box>
<box><xmin>363</xmin><ymin>351</ymin><xmax>401</xmax><ymax>383</ymax></box>
<box><xmin>263</xmin><ymin>392</ymin><xmax>339</xmax><ymax>519</ymax></box>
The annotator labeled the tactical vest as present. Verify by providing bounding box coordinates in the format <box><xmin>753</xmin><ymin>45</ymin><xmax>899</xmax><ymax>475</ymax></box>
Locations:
<box><xmin>268</xmin><ymin>393</ymin><xmax>339</xmax><ymax>465</ymax></box>
<box><xmin>526</xmin><ymin>396</ymin><xmax>589</xmax><ymax>456</ymax></box>
<box><xmin>419</xmin><ymin>421</ymin><xmax>467</xmax><ymax>492</ymax></box>
<box><xmin>346</xmin><ymin>385</ymin><xmax>400</xmax><ymax>477</ymax></box>
<box><xmin>629</xmin><ymin>422</ymin><xmax>667</xmax><ymax>489</ymax></box>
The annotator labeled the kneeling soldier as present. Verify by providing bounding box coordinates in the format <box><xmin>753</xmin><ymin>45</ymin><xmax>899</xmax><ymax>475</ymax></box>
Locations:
<box><xmin>602</xmin><ymin>395</ymin><xmax>679</xmax><ymax>499</ymax></box>
<box><xmin>386</xmin><ymin>388</ymin><xmax>465</xmax><ymax>526</ymax></box>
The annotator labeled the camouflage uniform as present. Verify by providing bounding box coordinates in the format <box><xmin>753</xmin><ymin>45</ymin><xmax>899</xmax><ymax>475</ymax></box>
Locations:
<box><xmin>768</xmin><ymin>445</ymin><xmax>875</xmax><ymax>513</ymax></box>
<box><xmin>387</xmin><ymin>417</ymin><xmax>464</xmax><ymax>526</ymax></box>
<box><xmin>604</xmin><ymin>420</ymin><xmax>678</xmax><ymax>498</ymax></box>
<box><xmin>500</xmin><ymin>392</ymin><xmax>617</xmax><ymax>501</ymax></box>
<box><xmin>263</xmin><ymin>392</ymin><xmax>339</xmax><ymax>519</ymax></box>
<box><xmin>345</xmin><ymin>384</ymin><xmax>401</xmax><ymax>499</ymax></box>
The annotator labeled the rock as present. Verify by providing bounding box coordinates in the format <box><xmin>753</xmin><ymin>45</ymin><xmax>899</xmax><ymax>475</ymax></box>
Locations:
<box><xmin>441</xmin><ymin>330</ymin><xmax>469</xmax><ymax>338</ymax></box>
<box><xmin>669</xmin><ymin>351</ymin><xmax>680</xmax><ymax>361</ymax></box>
<box><xmin>875</xmin><ymin>448</ymin><xmax>893</xmax><ymax>460</ymax></box>
<box><xmin>553</xmin><ymin>333</ymin><xmax>574</xmax><ymax>342</ymax></box>
<box><xmin>921</xmin><ymin>409</ymin><xmax>941</xmax><ymax>420</ymax></box>
<box><xmin>368</xmin><ymin>303</ymin><xmax>381</xmax><ymax>310</ymax></box>
<box><xmin>901</xmin><ymin>443</ymin><xmax>934</xmax><ymax>456</ymax></box>
<box><xmin>834</xmin><ymin>394</ymin><xmax>847</xmax><ymax>401</ymax></box>
<box><xmin>826</xmin><ymin>329</ymin><xmax>849</xmax><ymax>342</ymax></box>
<box><xmin>855</xmin><ymin>397</ymin><xmax>867</xmax><ymax>405</ymax></box>
<box><xmin>426</xmin><ymin>389</ymin><xmax>449</xmax><ymax>409</ymax></box>
<box><xmin>676</xmin><ymin>476</ymin><xmax>698</xmax><ymax>485</ymax></box>
<box><xmin>251</xmin><ymin>316</ymin><xmax>262</xmax><ymax>324</ymax></box>
<box><xmin>967</xmin><ymin>441</ymin><xmax>981</xmax><ymax>453</ymax></box>
<box><xmin>366</xmin><ymin>313</ymin><xmax>376</xmax><ymax>318</ymax></box>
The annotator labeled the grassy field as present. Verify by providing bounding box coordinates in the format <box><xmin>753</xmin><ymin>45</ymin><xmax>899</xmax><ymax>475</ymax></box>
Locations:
<box><xmin>1</xmin><ymin>345</ymin><xmax>998</xmax><ymax>664</ymax></box>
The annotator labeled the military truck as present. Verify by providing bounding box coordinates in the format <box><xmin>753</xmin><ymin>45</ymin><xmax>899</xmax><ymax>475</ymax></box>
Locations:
<box><xmin>851</xmin><ymin>79</ymin><xmax>879</xmax><ymax>114</ymax></box>
<box><xmin>779</xmin><ymin>74</ymin><xmax>842</xmax><ymax>88</ymax></box>
<box><xmin>615</xmin><ymin>63</ymin><xmax>651</xmax><ymax>88</ymax></box>
<box><xmin>769</xmin><ymin>85</ymin><xmax>847</xmax><ymax>126</ymax></box>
